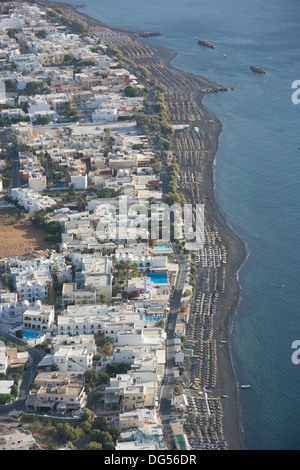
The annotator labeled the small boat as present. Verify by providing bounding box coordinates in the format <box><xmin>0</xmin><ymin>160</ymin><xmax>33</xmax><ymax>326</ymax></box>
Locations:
<box><xmin>240</xmin><ymin>384</ymin><xmax>251</xmax><ymax>389</ymax></box>
<box><xmin>222</xmin><ymin>395</ymin><xmax>229</xmax><ymax>398</ymax></box>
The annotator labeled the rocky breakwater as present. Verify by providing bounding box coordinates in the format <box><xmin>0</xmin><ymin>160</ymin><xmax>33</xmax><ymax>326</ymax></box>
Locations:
<box><xmin>250</xmin><ymin>65</ymin><xmax>266</xmax><ymax>74</ymax></box>
<box><xmin>198</xmin><ymin>39</ymin><xmax>216</xmax><ymax>49</ymax></box>
<box><xmin>134</xmin><ymin>32</ymin><xmax>164</xmax><ymax>38</ymax></box>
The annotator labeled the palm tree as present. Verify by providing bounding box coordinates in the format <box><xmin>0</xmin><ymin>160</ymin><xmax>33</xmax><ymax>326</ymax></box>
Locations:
<box><xmin>124</xmin><ymin>261</ymin><xmax>132</xmax><ymax>275</ymax></box>
<box><xmin>99</xmin><ymin>294</ymin><xmax>107</xmax><ymax>304</ymax></box>
<box><xmin>131</xmin><ymin>264</ymin><xmax>139</xmax><ymax>278</ymax></box>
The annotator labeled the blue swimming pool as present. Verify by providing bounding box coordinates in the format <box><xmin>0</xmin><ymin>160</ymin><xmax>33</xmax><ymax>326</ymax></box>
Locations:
<box><xmin>147</xmin><ymin>273</ymin><xmax>168</xmax><ymax>284</ymax></box>
<box><xmin>156</xmin><ymin>245</ymin><xmax>169</xmax><ymax>250</ymax></box>
<box><xmin>145</xmin><ymin>317</ymin><xmax>164</xmax><ymax>322</ymax></box>
<box><xmin>23</xmin><ymin>330</ymin><xmax>40</xmax><ymax>339</ymax></box>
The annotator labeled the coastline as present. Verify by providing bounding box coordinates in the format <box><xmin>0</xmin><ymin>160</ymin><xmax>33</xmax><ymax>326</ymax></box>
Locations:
<box><xmin>193</xmin><ymin>94</ymin><xmax>247</xmax><ymax>450</ymax></box>
<box><xmin>37</xmin><ymin>0</ymin><xmax>247</xmax><ymax>450</ymax></box>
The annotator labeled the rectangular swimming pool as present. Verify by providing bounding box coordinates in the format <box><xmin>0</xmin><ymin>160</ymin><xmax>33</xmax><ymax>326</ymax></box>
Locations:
<box><xmin>145</xmin><ymin>317</ymin><xmax>164</xmax><ymax>322</ymax></box>
<box><xmin>23</xmin><ymin>330</ymin><xmax>40</xmax><ymax>339</ymax></box>
<box><xmin>147</xmin><ymin>273</ymin><xmax>168</xmax><ymax>284</ymax></box>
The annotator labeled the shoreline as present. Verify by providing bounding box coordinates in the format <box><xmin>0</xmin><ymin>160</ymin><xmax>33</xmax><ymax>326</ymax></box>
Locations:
<box><xmin>192</xmin><ymin>93</ymin><xmax>247</xmax><ymax>450</ymax></box>
<box><xmin>37</xmin><ymin>0</ymin><xmax>247</xmax><ymax>450</ymax></box>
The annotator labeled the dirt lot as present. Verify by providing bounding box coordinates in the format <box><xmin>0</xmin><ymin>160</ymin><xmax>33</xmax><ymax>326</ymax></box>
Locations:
<box><xmin>0</xmin><ymin>208</ymin><xmax>50</xmax><ymax>259</ymax></box>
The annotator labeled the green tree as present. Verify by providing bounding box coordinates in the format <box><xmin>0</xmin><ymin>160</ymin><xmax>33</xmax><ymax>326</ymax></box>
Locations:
<box><xmin>4</xmin><ymin>79</ymin><xmax>17</xmax><ymax>91</ymax></box>
<box><xmin>98</xmin><ymin>371</ymin><xmax>110</xmax><ymax>384</ymax></box>
<box><xmin>1</xmin><ymin>273</ymin><xmax>13</xmax><ymax>291</ymax></box>
<box><xmin>103</xmin><ymin>343</ymin><xmax>113</xmax><ymax>356</ymax></box>
<box><xmin>110</xmin><ymin>425</ymin><xmax>121</xmax><ymax>443</ymax></box>
<box><xmin>94</xmin><ymin>417</ymin><xmax>108</xmax><ymax>432</ymax></box>
<box><xmin>99</xmin><ymin>294</ymin><xmax>107</xmax><ymax>304</ymax></box>
<box><xmin>124</xmin><ymin>85</ymin><xmax>140</xmax><ymax>97</ymax></box>
<box><xmin>85</xmin><ymin>368</ymin><xmax>96</xmax><ymax>387</ymax></box>
<box><xmin>88</xmin><ymin>442</ymin><xmax>103</xmax><ymax>450</ymax></box>
<box><xmin>0</xmin><ymin>394</ymin><xmax>12</xmax><ymax>405</ymax></box>
<box><xmin>81</xmin><ymin>408</ymin><xmax>95</xmax><ymax>425</ymax></box>
<box><xmin>80</xmin><ymin>420</ymin><xmax>92</xmax><ymax>433</ymax></box>
<box><xmin>163</xmin><ymin>140</ymin><xmax>172</xmax><ymax>151</ymax></box>
<box><xmin>55</xmin><ymin>423</ymin><xmax>83</xmax><ymax>442</ymax></box>
<box><xmin>174</xmin><ymin>384</ymin><xmax>183</xmax><ymax>395</ymax></box>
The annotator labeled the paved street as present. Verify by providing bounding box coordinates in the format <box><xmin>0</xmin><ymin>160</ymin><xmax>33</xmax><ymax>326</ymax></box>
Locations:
<box><xmin>159</xmin><ymin>247</ymin><xmax>188</xmax><ymax>439</ymax></box>
<box><xmin>0</xmin><ymin>130</ymin><xmax>20</xmax><ymax>188</ymax></box>
<box><xmin>0</xmin><ymin>332</ymin><xmax>45</xmax><ymax>416</ymax></box>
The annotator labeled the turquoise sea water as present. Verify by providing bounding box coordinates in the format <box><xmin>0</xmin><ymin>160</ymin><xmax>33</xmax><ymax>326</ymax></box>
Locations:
<box><xmin>55</xmin><ymin>0</ymin><xmax>300</xmax><ymax>449</ymax></box>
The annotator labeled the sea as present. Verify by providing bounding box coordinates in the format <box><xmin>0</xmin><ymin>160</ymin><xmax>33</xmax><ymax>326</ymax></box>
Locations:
<box><xmin>55</xmin><ymin>0</ymin><xmax>300</xmax><ymax>450</ymax></box>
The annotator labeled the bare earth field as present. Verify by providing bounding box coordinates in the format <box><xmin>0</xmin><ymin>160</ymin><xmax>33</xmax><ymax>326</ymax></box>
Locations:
<box><xmin>0</xmin><ymin>209</ymin><xmax>49</xmax><ymax>259</ymax></box>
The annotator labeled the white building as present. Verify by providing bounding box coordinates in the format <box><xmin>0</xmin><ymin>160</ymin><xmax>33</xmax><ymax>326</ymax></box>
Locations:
<box><xmin>10</xmin><ymin>263</ymin><xmax>52</xmax><ymax>303</ymax></box>
<box><xmin>0</xmin><ymin>108</ymin><xmax>26</xmax><ymax>121</ymax></box>
<box><xmin>10</xmin><ymin>187</ymin><xmax>56</xmax><ymax>212</ymax></box>
<box><xmin>0</xmin><ymin>347</ymin><xmax>8</xmax><ymax>375</ymax></box>
<box><xmin>104</xmin><ymin>373</ymin><xmax>133</xmax><ymax>410</ymax></box>
<box><xmin>0</xmin><ymin>14</ymin><xmax>25</xmax><ymax>32</ymax></box>
<box><xmin>117</xmin><ymin>327</ymin><xmax>164</xmax><ymax>348</ymax></box>
<box><xmin>92</xmin><ymin>106</ymin><xmax>118</xmax><ymax>122</ymax></box>
<box><xmin>57</xmin><ymin>303</ymin><xmax>144</xmax><ymax>337</ymax></box>
<box><xmin>22</xmin><ymin>302</ymin><xmax>55</xmax><ymax>333</ymax></box>
<box><xmin>57</xmin><ymin>313</ymin><xmax>103</xmax><ymax>337</ymax></box>
<box><xmin>51</xmin><ymin>334</ymin><xmax>97</xmax><ymax>356</ymax></box>
<box><xmin>53</xmin><ymin>346</ymin><xmax>93</xmax><ymax>372</ymax></box>
<box><xmin>84</xmin><ymin>273</ymin><xmax>112</xmax><ymax>304</ymax></box>
<box><xmin>0</xmin><ymin>292</ymin><xmax>25</xmax><ymax>327</ymax></box>
<box><xmin>70</xmin><ymin>174</ymin><xmax>88</xmax><ymax>190</ymax></box>
<box><xmin>10</xmin><ymin>54</ymin><xmax>42</xmax><ymax>73</ymax></box>
<box><xmin>26</xmin><ymin>98</ymin><xmax>56</xmax><ymax>122</ymax></box>
<box><xmin>115</xmin><ymin>253</ymin><xmax>168</xmax><ymax>273</ymax></box>
<box><xmin>62</xmin><ymin>283</ymin><xmax>97</xmax><ymax>308</ymax></box>
<box><xmin>28</xmin><ymin>174</ymin><xmax>47</xmax><ymax>192</ymax></box>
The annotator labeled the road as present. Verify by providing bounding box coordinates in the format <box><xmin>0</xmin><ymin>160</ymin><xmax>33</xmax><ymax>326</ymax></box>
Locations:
<box><xmin>0</xmin><ymin>130</ymin><xmax>20</xmax><ymax>188</ymax></box>
<box><xmin>0</xmin><ymin>332</ymin><xmax>45</xmax><ymax>416</ymax></box>
<box><xmin>159</xmin><ymin>247</ymin><xmax>188</xmax><ymax>438</ymax></box>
